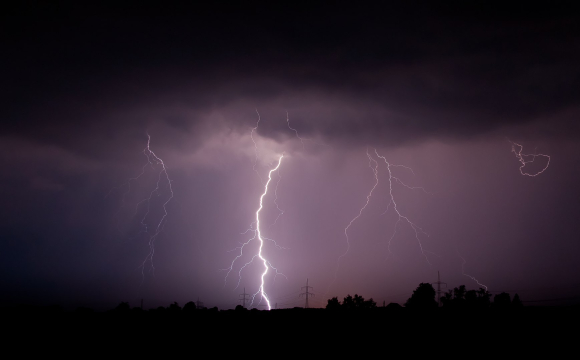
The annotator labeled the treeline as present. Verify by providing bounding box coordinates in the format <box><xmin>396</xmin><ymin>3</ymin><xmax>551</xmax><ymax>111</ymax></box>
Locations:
<box><xmin>1</xmin><ymin>281</ymin><xmax>524</xmax><ymax>317</ymax></box>
<box><xmin>325</xmin><ymin>283</ymin><xmax>523</xmax><ymax>311</ymax></box>
<box><xmin>109</xmin><ymin>300</ymin><xmax>218</xmax><ymax>314</ymax></box>
<box><xmin>404</xmin><ymin>282</ymin><xmax>523</xmax><ymax>310</ymax></box>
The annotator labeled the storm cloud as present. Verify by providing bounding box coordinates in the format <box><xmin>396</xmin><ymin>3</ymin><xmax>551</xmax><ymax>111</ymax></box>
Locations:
<box><xmin>2</xmin><ymin>2</ymin><xmax>580</xmax><ymax>310</ymax></box>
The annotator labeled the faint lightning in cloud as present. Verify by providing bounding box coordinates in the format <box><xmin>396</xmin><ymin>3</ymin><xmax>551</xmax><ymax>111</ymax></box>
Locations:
<box><xmin>286</xmin><ymin>111</ymin><xmax>306</xmax><ymax>150</ymax></box>
<box><xmin>251</xmin><ymin>109</ymin><xmax>264</xmax><ymax>185</ymax></box>
<box><xmin>457</xmin><ymin>250</ymin><xmax>488</xmax><ymax>291</ymax></box>
<box><xmin>108</xmin><ymin>133</ymin><xmax>174</xmax><ymax>283</ymax></box>
<box><xmin>286</xmin><ymin>111</ymin><xmax>331</xmax><ymax>151</ymax></box>
<box><xmin>509</xmin><ymin>140</ymin><xmax>550</xmax><ymax>177</ymax></box>
<box><xmin>270</xmin><ymin>167</ymin><xmax>284</xmax><ymax>227</ymax></box>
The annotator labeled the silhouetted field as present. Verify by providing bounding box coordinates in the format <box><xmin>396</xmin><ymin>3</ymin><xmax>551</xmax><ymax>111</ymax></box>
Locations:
<box><xmin>3</xmin><ymin>304</ymin><xmax>578</xmax><ymax>351</ymax></box>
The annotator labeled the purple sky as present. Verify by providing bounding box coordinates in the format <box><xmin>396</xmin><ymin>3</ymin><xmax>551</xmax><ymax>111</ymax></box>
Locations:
<box><xmin>2</xmin><ymin>2</ymin><xmax>580</xmax><ymax>310</ymax></box>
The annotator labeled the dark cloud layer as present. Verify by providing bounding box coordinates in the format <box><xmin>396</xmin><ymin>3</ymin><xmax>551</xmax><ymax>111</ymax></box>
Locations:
<box><xmin>2</xmin><ymin>2</ymin><xmax>580</xmax><ymax>310</ymax></box>
<box><xmin>3</xmin><ymin>2</ymin><xmax>580</xmax><ymax>151</ymax></box>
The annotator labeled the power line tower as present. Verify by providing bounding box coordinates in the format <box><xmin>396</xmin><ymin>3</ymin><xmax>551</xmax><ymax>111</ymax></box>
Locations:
<box><xmin>299</xmin><ymin>278</ymin><xmax>314</xmax><ymax>308</ymax></box>
<box><xmin>239</xmin><ymin>287</ymin><xmax>250</xmax><ymax>308</ymax></box>
<box><xmin>432</xmin><ymin>271</ymin><xmax>447</xmax><ymax>307</ymax></box>
<box><xmin>196</xmin><ymin>297</ymin><xmax>205</xmax><ymax>309</ymax></box>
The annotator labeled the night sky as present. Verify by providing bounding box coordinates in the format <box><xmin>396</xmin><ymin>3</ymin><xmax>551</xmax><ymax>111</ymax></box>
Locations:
<box><xmin>2</xmin><ymin>2</ymin><xmax>580</xmax><ymax>310</ymax></box>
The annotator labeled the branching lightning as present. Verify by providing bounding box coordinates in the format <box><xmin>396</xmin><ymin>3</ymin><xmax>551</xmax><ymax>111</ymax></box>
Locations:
<box><xmin>327</xmin><ymin>148</ymin><xmax>434</xmax><ymax>295</ymax></box>
<box><xmin>457</xmin><ymin>250</ymin><xmax>488</xmax><ymax>291</ymax></box>
<box><xmin>223</xmin><ymin>155</ymin><xmax>285</xmax><ymax>310</ymax></box>
<box><xmin>327</xmin><ymin>149</ymin><xmax>379</xmax><ymax>293</ymax></box>
<box><xmin>223</xmin><ymin>111</ymin><xmax>310</xmax><ymax>308</ymax></box>
<box><xmin>108</xmin><ymin>133</ymin><xmax>174</xmax><ymax>283</ymax></box>
<box><xmin>509</xmin><ymin>140</ymin><xmax>550</xmax><ymax>177</ymax></box>
<box><xmin>374</xmin><ymin>149</ymin><xmax>432</xmax><ymax>264</ymax></box>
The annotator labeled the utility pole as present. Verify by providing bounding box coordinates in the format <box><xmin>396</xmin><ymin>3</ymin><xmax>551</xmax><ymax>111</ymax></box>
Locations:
<box><xmin>239</xmin><ymin>287</ymin><xmax>250</xmax><ymax>308</ymax></box>
<box><xmin>299</xmin><ymin>278</ymin><xmax>314</xmax><ymax>308</ymax></box>
<box><xmin>432</xmin><ymin>271</ymin><xmax>447</xmax><ymax>307</ymax></box>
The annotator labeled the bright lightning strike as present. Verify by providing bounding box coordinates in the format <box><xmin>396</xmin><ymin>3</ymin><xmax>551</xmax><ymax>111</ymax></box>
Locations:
<box><xmin>457</xmin><ymin>250</ymin><xmax>488</xmax><ymax>291</ymax></box>
<box><xmin>223</xmin><ymin>154</ymin><xmax>285</xmax><ymax>310</ymax></box>
<box><xmin>509</xmin><ymin>140</ymin><xmax>550</xmax><ymax>177</ymax></box>
<box><xmin>223</xmin><ymin>113</ymin><xmax>307</xmax><ymax>310</ymax></box>
<box><xmin>254</xmin><ymin>155</ymin><xmax>284</xmax><ymax>310</ymax></box>
<box><xmin>108</xmin><ymin>133</ymin><xmax>174</xmax><ymax>283</ymax></box>
<box><xmin>224</xmin><ymin>111</ymin><xmax>307</xmax><ymax>308</ymax></box>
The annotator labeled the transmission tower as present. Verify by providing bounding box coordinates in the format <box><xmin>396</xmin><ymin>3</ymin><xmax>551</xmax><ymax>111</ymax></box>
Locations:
<box><xmin>432</xmin><ymin>271</ymin><xmax>447</xmax><ymax>306</ymax></box>
<box><xmin>196</xmin><ymin>297</ymin><xmax>205</xmax><ymax>309</ymax></box>
<box><xmin>299</xmin><ymin>278</ymin><xmax>315</xmax><ymax>308</ymax></box>
<box><xmin>239</xmin><ymin>287</ymin><xmax>250</xmax><ymax>308</ymax></box>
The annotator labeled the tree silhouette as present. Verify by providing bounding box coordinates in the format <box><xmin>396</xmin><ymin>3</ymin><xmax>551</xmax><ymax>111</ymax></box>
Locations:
<box><xmin>342</xmin><ymin>294</ymin><xmax>355</xmax><ymax>310</ymax></box>
<box><xmin>326</xmin><ymin>297</ymin><xmax>341</xmax><ymax>310</ymax></box>
<box><xmin>453</xmin><ymin>285</ymin><xmax>467</xmax><ymax>301</ymax></box>
<box><xmin>353</xmin><ymin>294</ymin><xmax>365</xmax><ymax>308</ymax></box>
<box><xmin>512</xmin><ymin>293</ymin><xmax>523</xmax><ymax>308</ymax></box>
<box><xmin>441</xmin><ymin>290</ymin><xmax>453</xmax><ymax>306</ymax></box>
<box><xmin>168</xmin><ymin>302</ymin><xmax>182</xmax><ymax>312</ymax></box>
<box><xmin>325</xmin><ymin>294</ymin><xmax>377</xmax><ymax>310</ymax></box>
<box><xmin>405</xmin><ymin>283</ymin><xmax>437</xmax><ymax>309</ymax></box>
<box><xmin>493</xmin><ymin>292</ymin><xmax>511</xmax><ymax>309</ymax></box>
<box><xmin>183</xmin><ymin>301</ymin><xmax>197</xmax><ymax>312</ymax></box>
<box><xmin>363</xmin><ymin>297</ymin><xmax>377</xmax><ymax>309</ymax></box>
<box><xmin>115</xmin><ymin>302</ymin><xmax>130</xmax><ymax>313</ymax></box>
<box><xmin>477</xmin><ymin>287</ymin><xmax>492</xmax><ymax>308</ymax></box>
<box><xmin>441</xmin><ymin>286</ymin><xmax>490</xmax><ymax>309</ymax></box>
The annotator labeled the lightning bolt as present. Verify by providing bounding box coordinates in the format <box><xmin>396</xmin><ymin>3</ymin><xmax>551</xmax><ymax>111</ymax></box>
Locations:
<box><xmin>457</xmin><ymin>250</ymin><xmax>488</xmax><ymax>291</ymax></box>
<box><xmin>509</xmin><ymin>140</ymin><xmax>550</xmax><ymax>177</ymax></box>
<box><xmin>224</xmin><ymin>112</ymin><xmax>311</xmax><ymax>310</ymax></box>
<box><xmin>252</xmin><ymin>155</ymin><xmax>284</xmax><ymax>309</ymax></box>
<box><xmin>108</xmin><ymin>133</ymin><xmax>174</xmax><ymax>283</ymax></box>
<box><xmin>327</xmin><ymin>148</ymin><xmax>379</xmax><ymax>294</ymax></box>
<box><xmin>139</xmin><ymin>134</ymin><xmax>174</xmax><ymax>281</ymax></box>
<box><xmin>374</xmin><ymin>149</ymin><xmax>433</xmax><ymax>264</ymax></box>
<box><xmin>326</xmin><ymin>148</ymin><xmax>434</xmax><ymax>295</ymax></box>
<box><xmin>223</xmin><ymin>155</ymin><xmax>285</xmax><ymax>310</ymax></box>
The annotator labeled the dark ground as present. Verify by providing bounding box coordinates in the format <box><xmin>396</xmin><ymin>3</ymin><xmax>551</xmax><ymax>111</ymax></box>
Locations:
<box><xmin>3</xmin><ymin>305</ymin><xmax>577</xmax><ymax>354</ymax></box>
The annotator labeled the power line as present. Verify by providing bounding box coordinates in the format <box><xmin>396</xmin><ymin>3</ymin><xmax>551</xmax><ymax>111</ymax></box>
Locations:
<box><xmin>432</xmin><ymin>271</ymin><xmax>447</xmax><ymax>307</ymax></box>
<box><xmin>299</xmin><ymin>278</ymin><xmax>315</xmax><ymax>308</ymax></box>
<box><xmin>522</xmin><ymin>296</ymin><xmax>580</xmax><ymax>303</ymax></box>
<box><xmin>239</xmin><ymin>287</ymin><xmax>250</xmax><ymax>308</ymax></box>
